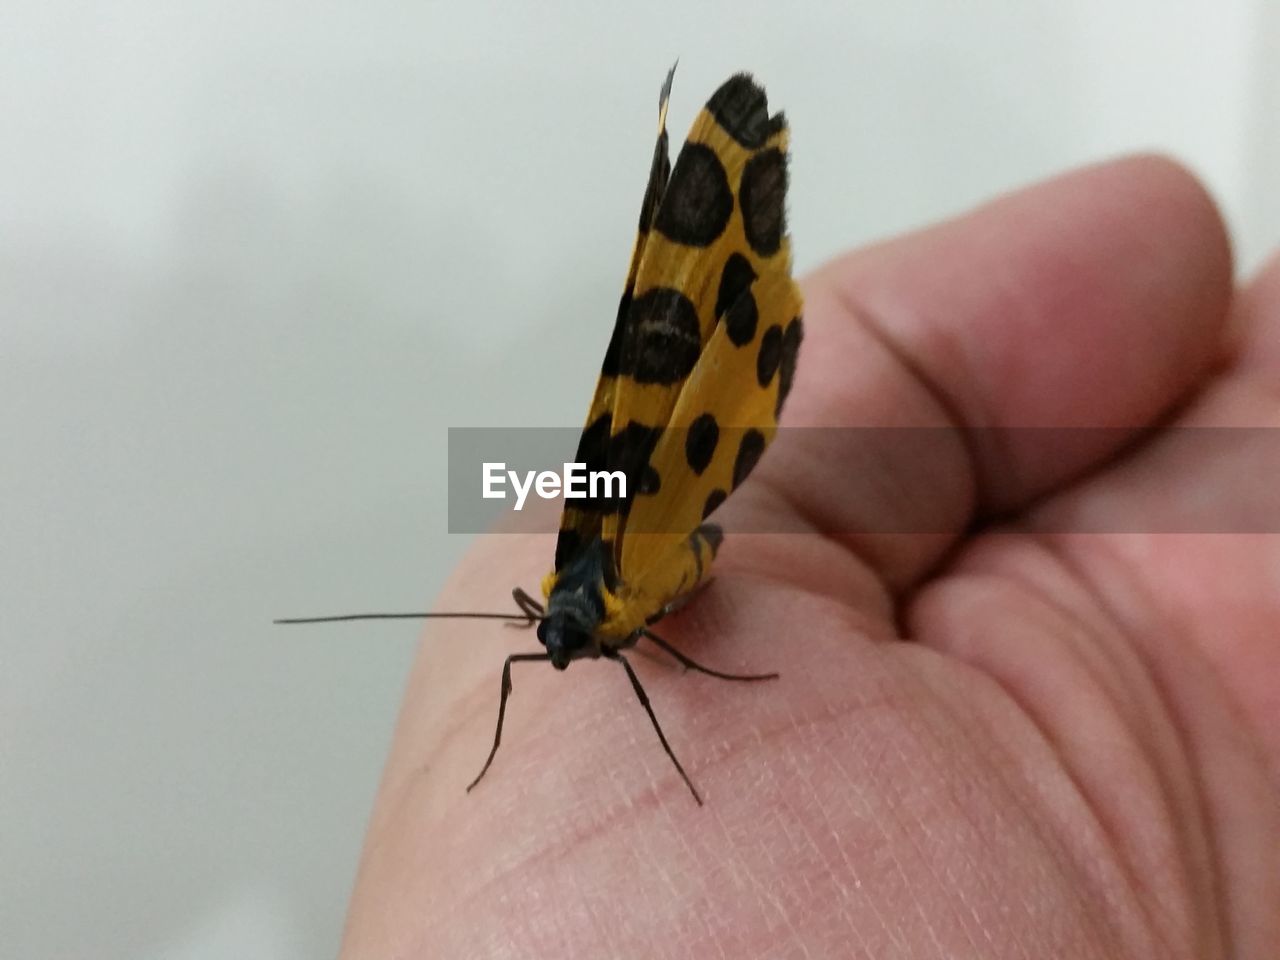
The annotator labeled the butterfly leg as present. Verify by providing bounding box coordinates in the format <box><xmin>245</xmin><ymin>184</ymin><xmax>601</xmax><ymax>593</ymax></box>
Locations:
<box><xmin>505</xmin><ymin>587</ymin><xmax>545</xmax><ymax>630</ymax></box>
<box><xmin>645</xmin><ymin>577</ymin><xmax>715</xmax><ymax>625</ymax></box>
<box><xmin>466</xmin><ymin>652</ymin><xmax>552</xmax><ymax>793</ymax></box>
<box><xmin>605</xmin><ymin>649</ymin><xmax>702</xmax><ymax>805</ymax></box>
<box><xmin>640</xmin><ymin>627</ymin><xmax>779</xmax><ymax>683</ymax></box>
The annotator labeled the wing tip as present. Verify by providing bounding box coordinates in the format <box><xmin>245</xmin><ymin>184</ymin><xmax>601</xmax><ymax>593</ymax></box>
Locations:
<box><xmin>706</xmin><ymin>72</ymin><xmax>787</xmax><ymax>148</ymax></box>
<box><xmin>660</xmin><ymin>60</ymin><xmax>678</xmax><ymax>108</ymax></box>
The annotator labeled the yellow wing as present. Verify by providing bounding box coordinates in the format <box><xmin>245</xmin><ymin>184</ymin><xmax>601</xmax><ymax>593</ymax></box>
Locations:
<box><xmin>611</xmin><ymin>273</ymin><xmax>802</xmax><ymax>628</ymax></box>
<box><xmin>604</xmin><ymin>74</ymin><xmax>798</xmax><ymax>568</ymax></box>
<box><xmin>552</xmin><ymin>64</ymin><xmax>676</xmax><ymax>573</ymax></box>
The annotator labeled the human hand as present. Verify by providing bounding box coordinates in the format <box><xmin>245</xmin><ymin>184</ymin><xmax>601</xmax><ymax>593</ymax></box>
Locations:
<box><xmin>341</xmin><ymin>155</ymin><xmax>1279</xmax><ymax>958</ymax></box>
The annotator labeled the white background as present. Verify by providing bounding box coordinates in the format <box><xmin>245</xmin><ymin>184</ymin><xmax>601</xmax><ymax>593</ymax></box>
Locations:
<box><xmin>2</xmin><ymin>2</ymin><xmax>1276</xmax><ymax>956</ymax></box>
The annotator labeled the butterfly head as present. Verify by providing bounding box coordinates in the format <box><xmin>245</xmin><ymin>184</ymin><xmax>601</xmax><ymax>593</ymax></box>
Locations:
<box><xmin>539</xmin><ymin>537</ymin><xmax>610</xmax><ymax>669</ymax></box>
<box><xmin>537</xmin><ymin>613</ymin><xmax>598</xmax><ymax>670</ymax></box>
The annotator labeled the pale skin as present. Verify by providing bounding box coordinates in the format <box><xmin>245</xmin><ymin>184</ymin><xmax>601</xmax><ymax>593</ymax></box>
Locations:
<box><xmin>341</xmin><ymin>156</ymin><xmax>1279</xmax><ymax>958</ymax></box>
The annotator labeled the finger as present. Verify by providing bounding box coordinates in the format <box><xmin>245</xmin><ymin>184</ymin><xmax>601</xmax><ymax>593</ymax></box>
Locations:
<box><xmin>1010</xmin><ymin>246</ymin><xmax>1280</xmax><ymax>765</ymax></box>
<box><xmin>905</xmin><ymin>250</ymin><xmax>1280</xmax><ymax>958</ymax></box>
<box><xmin>754</xmin><ymin>154</ymin><xmax>1232</xmax><ymax>588</ymax></box>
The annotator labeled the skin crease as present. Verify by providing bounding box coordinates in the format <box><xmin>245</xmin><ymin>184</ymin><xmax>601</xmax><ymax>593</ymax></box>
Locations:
<box><xmin>340</xmin><ymin>156</ymin><xmax>1279</xmax><ymax>959</ymax></box>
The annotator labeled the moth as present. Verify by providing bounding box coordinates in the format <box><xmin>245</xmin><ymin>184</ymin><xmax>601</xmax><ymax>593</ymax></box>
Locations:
<box><xmin>279</xmin><ymin>66</ymin><xmax>803</xmax><ymax>804</ymax></box>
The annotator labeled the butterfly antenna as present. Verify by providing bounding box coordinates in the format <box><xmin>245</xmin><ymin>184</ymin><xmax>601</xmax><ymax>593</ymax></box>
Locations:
<box><xmin>276</xmin><ymin>587</ymin><xmax>545</xmax><ymax>626</ymax></box>
<box><xmin>274</xmin><ymin>611</ymin><xmax>541</xmax><ymax>625</ymax></box>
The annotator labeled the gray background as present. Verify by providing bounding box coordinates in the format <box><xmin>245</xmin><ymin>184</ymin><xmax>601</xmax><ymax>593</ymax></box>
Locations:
<box><xmin>3</xmin><ymin>1</ymin><xmax>1277</xmax><ymax>956</ymax></box>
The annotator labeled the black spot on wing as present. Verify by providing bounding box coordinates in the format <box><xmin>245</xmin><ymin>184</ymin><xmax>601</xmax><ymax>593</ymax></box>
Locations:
<box><xmin>639</xmin><ymin>464</ymin><xmax>661</xmax><ymax>496</ymax></box>
<box><xmin>684</xmin><ymin>413</ymin><xmax>719</xmax><ymax>475</ymax></box>
<box><xmin>716</xmin><ymin>253</ymin><xmax>757</xmax><ymax>321</ymax></box>
<box><xmin>756</xmin><ymin>324</ymin><xmax>782</xmax><ymax>386</ymax></box>
<box><xmin>706</xmin><ymin>74</ymin><xmax>782</xmax><ymax>148</ymax></box>
<box><xmin>702</xmin><ymin>488</ymin><xmax>727</xmax><ymax>519</ymax></box>
<box><xmin>776</xmin><ymin>316</ymin><xmax>803</xmax><ymax>417</ymax></box>
<box><xmin>654</xmin><ymin>142</ymin><xmax>733</xmax><ymax>247</ymax></box>
<box><xmin>724</xmin><ymin>289</ymin><xmax>758</xmax><ymax>346</ymax></box>
<box><xmin>697</xmin><ymin>522</ymin><xmax>724</xmax><ymax>554</ymax></box>
<box><xmin>740</xmin><ymin>147</ymin><xmax>787</xmax><ymax>257</ymax></box>
<box><xmin>716</xmin><ymin>253</ymin><xmax>758</xmax><ymax>347</ymax></box>
<box><xmin>608</xmin><ymin>421</ymin><xmax>664</xmax><ymax>514</ymax></box>
<box><xmin>571</xmin><ymin>413</ymin><xmax>614</xmax><ymax>512</ymax></box>
<box><xmin>732</xmin><ymin>429</ymin><xmax>766</xmax><ymax>490</ymax></box>
<box><xmin>620</xmin><ymin>287</ymin><xmax>701</xmax><ymax>385</ymax></box>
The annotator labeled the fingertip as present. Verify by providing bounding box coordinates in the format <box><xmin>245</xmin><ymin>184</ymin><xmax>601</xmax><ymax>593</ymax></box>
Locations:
<box><xmin>1088</xmin><ymin>153</ymin><xmax>1233</xmax><ymax>327</ymax></box>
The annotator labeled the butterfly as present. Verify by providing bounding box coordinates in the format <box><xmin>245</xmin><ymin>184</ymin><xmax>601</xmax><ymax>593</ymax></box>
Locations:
<box><xmin>278</xmin><ymin>66</ymin><xmax>803</xmax><ymax>804</ymax></box>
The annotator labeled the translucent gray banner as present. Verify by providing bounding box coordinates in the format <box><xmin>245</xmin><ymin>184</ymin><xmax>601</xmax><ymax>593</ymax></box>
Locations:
<box><xmin>447</xmin><ymin>426</ymin><xmax>1280</xmax><ymax>534</ymax></box>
